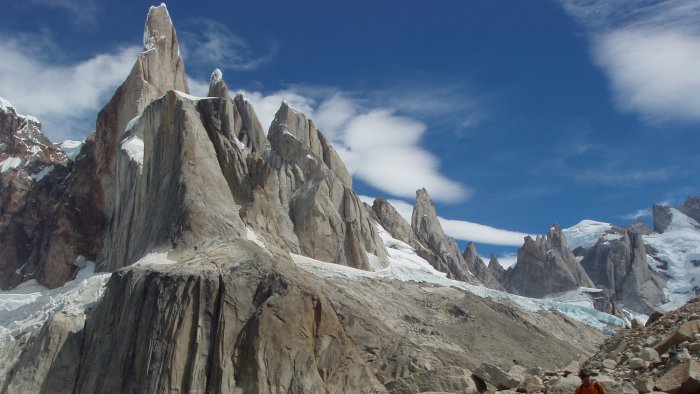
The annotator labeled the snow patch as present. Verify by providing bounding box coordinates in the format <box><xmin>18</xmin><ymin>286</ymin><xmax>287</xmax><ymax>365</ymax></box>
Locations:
<box><xmin>120</xmin><ymin>136</ymin><xmax>145</xmax><ymax>167</ymax></box>
<box><xmin>0</xmin><ymin>157</ymin><xmax>22</xmax><ymax>172</ymax></box>
<box><xmin>30</xmin><ymin>165</ymin><xmax>54</xmax><ymax>182</ymax></box>
<box><xmin>174</xmin><ymin>90</ymin><xmax>210</xmax><ymax>101</ymax></box>
<box><xmin>132</xmin><ymin>252</ymin><xmax>177</xmax><ymax>266</ymax></box>
<box><xmin>0</xmin><ymin>262</ymin><xmax>110</xmax><ymax>348</ymax></box>
<box><xmin>124</xmin><ymin>115</ymin><xmax>141</xmax><ymax>134</ymax></box>
<box><xmin>60</xmin><ymin>140</ymin><xmax>84</xmax><ymax>161</ymax></box>
<box><xmin>0</xmin><ymin>97</ymin><xmax>14</xmax><ymax>112</ymax></box>
<box><xmin>644</xmin><ymin>208</ymin><xmax>700</xmax><ymax>311</ymax></box>
<box><xmin>210</xmin><ymin>68</ymin><xmax>223</xmax><ymax>84</ymax></box>
<box><xmin>563</xmin><ymin>220</ymin><xmax>613</xmax><ymax>250</ymax></box>
<box><xmin>246</xmin><ymin>228</ymin><xmax>266</xmax><ymax>247</ymax></box>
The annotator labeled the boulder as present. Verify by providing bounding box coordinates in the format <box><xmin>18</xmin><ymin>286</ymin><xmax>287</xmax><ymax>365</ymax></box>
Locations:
<box><xmin>654</xmin><ymin>320</ymin><xmax>700</xmax><ymax>354</ymax></box>
<box><xmin>640</xmin><ymin>347</ymin><xmax>660</xmax><ymax>363</ymax></box>
<box><xmin>654</xmin><ymin>360</ymin><xmax>700</xmax><ymax>394</ymax></box>
<box><xmin>473</xmin><ymin>362</ymin><xmax>519</xmax><ymax>390</ymax></box>
<box><xmin>546</xmin><ymin>374</ymin><xmax>581</xmax><ymax>394</ymax></box>
<box><xmin>385</xmin><ymin>366</ymin><xmax>478</xmax><ymax>394</ymax></box>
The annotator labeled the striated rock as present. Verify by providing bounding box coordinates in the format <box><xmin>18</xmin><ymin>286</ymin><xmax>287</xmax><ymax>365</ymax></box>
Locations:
<box><xmin>96</xmin><ymin>3</ymin><xmax>189</xmax><ymax>214</ymax></box>
<box><xmin>0</xmin><ymin>313</ymin><xmax>84</xmax><ymax>394</ymax></box>
<box><xmin>412</xmin><ymin>188</ymin><xmax>476</xmax><ymax>283</ymax></box>
<box><xmin>101</xmin><ymin>91</ymin><xmax>249</xmax><ymax>271</ymax></box>
<box><xmin>503</xmin><ymin>225</ymin><xmax>593</xmax><ymax>298</ymax></box>
<box><xmin>578</xmin><ymin>228</ymin><xmax>666</xmax><ymax>314</ymax></box>
<box><xmin>76</xmin><ymin>245</ymin><xmax>385</xmax><ymax>393</ymax></box>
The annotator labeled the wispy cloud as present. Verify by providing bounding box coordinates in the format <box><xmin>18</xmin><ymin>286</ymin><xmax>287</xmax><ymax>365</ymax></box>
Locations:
<box><xmin>359</xmin><ymin>196</ymin><xmax>531</xmax><ymax>247</ymax></box>
<box><xmin>573</xmin><ymin>167</ymin><xmax>672</xmax><ymax>185</ymax></box>
<box><xmin>26</xmin><ymin>0</ymin><xmax>99</xmax><ymax>27</ymax></box>
<box><xmin>239</xmin><ymin>87</ymin><xmax>472</xmax><ymax>203</ymax></box>
<box><xmin>621</xmin><ymin>208</ymin><xmax>652</xmax><ymax>221</ymax></box>
<box><xmin>0</xmin><ymin>34</ymin><xmax>138</xmax><ymax>141</ymax></box>
<box><xmin>180</xmin><ymin>19</ymin><xmax>278</xmax><ymax>72</ymax></box>
<box><xmin>561</xmin><ymin>0</ymin><xmax>700</xmax><ymax>122</ymax></box>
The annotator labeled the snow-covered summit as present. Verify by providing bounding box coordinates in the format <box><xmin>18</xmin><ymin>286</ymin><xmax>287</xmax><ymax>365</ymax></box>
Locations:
<box><xmin>563</xmin><ymin>220</ymin><xmax>613</xmax><ymax>251</ymax></box>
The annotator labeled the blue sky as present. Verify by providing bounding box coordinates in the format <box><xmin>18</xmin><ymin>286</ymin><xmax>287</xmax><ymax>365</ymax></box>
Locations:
<box><xmin>1</xmin><ymin>0</ymin><xmax>699</xmax><ymax>261</ymax></box>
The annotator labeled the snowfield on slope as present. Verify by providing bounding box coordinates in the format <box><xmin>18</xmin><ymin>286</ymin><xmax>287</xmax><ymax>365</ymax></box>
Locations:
<box><xmin>294</xmin><ymin>225</ymin><xmax>626</xmax><ymax>333</ymax></box>
<box><xmin>563</xmin><ymin>211</ymin><xmax>700</xmax><ymax>313</ymax></box>
<box><xmin>643</xmin><ymin>209</ymin><xmax>700</xmax><ymax>311</ymax></box>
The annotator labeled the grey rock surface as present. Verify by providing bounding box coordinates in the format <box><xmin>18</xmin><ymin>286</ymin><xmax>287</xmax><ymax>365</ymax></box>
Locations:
<box><xmin>652</xmin><ymin>204</ymin><xmax>673</xmax><ymax>234</ymax></box>
<box><xmin>462</xmin><ymin>243</ymin><xmax>505</xmax><ymax>290</ymax></box>
<box><xmin>503</xmin><ymin>225</ymin><xmax>594</xmax><ymax>298</ymax></box>
<box><xmin>412</xmin><ymin>188</ymin><xmax>476</xmax><ymax>283</ymax></box>
<box><xmin>1</xmin><ymin>313</ymin><xmax>84</xmax><ymax>394</ymax></box>
<box><xmin>3</xmin><ymin>242</ymin><xmax>609</xmax><ymax>393</ymax></box>
<box><xmin>678</xmin><ymin>196</ymin><xmax>700</xmax><ymax>226</ymax></box>
<box><xmin>578</xmin><ymin>228</ymin><xmax>666</xmax><ymax>314</ymax></box>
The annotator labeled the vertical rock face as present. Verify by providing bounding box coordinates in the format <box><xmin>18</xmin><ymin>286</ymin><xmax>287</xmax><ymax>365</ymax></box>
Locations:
<box><xmin>268</xmin><ymin>102</ymin><xmax>352</xmax><ymax>188</ymax></box>
<box><xmin>372</xmin><ymin>197</ymin><xmax>414</xmax><ymax>245</ymax></box>
<box><xmin>101</xmin><ymin>92</ymin><xmax>250</xmax><ymax>271</ymax></box>
<box><xmin>75</xmin><ymin>246</ymin><xmax>386</xmax><ymax>393</ymax></box>
<box><xmin>264</xmin><ymin>102</ymin><xmax>387</xmax><ymax>269</ymax></box>
<box><xmin>411</xmin><ymin>188</ymin><xmax>476</xmax><ymax>283</ymax></box>
<box><xmin>577</xmin><ymin>228</ymin><xmax>666</xmax><ymax>314</ymax></box>
<box><xmin>0</xmin><ymin>313</ymin><xmax>84</xmax><ymax>394</ymax></box>
<box><xmin>462</xmin><ymin>243</ymin><xmax>504</xmax><ymax>290</ymax></box>
<box><xmin>96</xmin><ymin>3</ymin><xmax>188</xmax><ymax>216</ymax></box>
<box><xmin>678</xmin><ymin>197</ymin><xmax>700</xmax><ymax>226</ymax></box>
<box><xmin>653</xmin><ymin>204</ymin><xmax>673</xmax><ymax>234</ymax></box>
<box><xmin>503</xmin><ymin>225</ymin><xmax>594</xmax><ymax>298</ymax></box>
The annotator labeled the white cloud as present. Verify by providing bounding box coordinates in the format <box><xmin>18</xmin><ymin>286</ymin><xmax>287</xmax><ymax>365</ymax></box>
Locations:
<box><xmin>0</xmin><ymin>37</ymin><xmax>138</xmax><ymax>141</ymax></box>
<box><xmin>438</xmin><ymin>217</ymin><xmax>532</xmax><ymax>247</ymax></box>
<box><xmin>622</xmin><ymin>208</ymin><xmax>652</xmax><ymax>221</ymax></box>
<box><xmin>240</xmin><ymin>88</ymin><xmax>471</xmax><ymax>203</ymax></box>
<box><xmin>180</xmin><ymin>19</ymin><xmax>278</xmax><ymax>72</ymax></box>
<box><xmin>561</xmin><ymin>0</ymin><xmax>700</xmax><ymax>122</ymax></box>
<box><xmin>494</xmin><ymin>253</ymin><xmax>518</xmax><ymax>269</ymax></box>
<box><xmin>360</xmin><ymin>195</ymin><xmax>531</xmax><ymax>247</ymax></box>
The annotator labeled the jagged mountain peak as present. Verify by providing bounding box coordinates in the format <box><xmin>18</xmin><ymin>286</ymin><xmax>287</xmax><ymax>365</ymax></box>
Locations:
<box><xmin>208</xmin><ymin>68</ymin><xmax>228</xmax><ymax>98</ymax></box>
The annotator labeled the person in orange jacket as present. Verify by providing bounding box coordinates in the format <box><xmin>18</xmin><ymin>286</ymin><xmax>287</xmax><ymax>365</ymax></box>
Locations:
<box><xmin>575</xmin><ymin>368</ymin><xmax>605</xmax><ymax>394</ymax></box>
